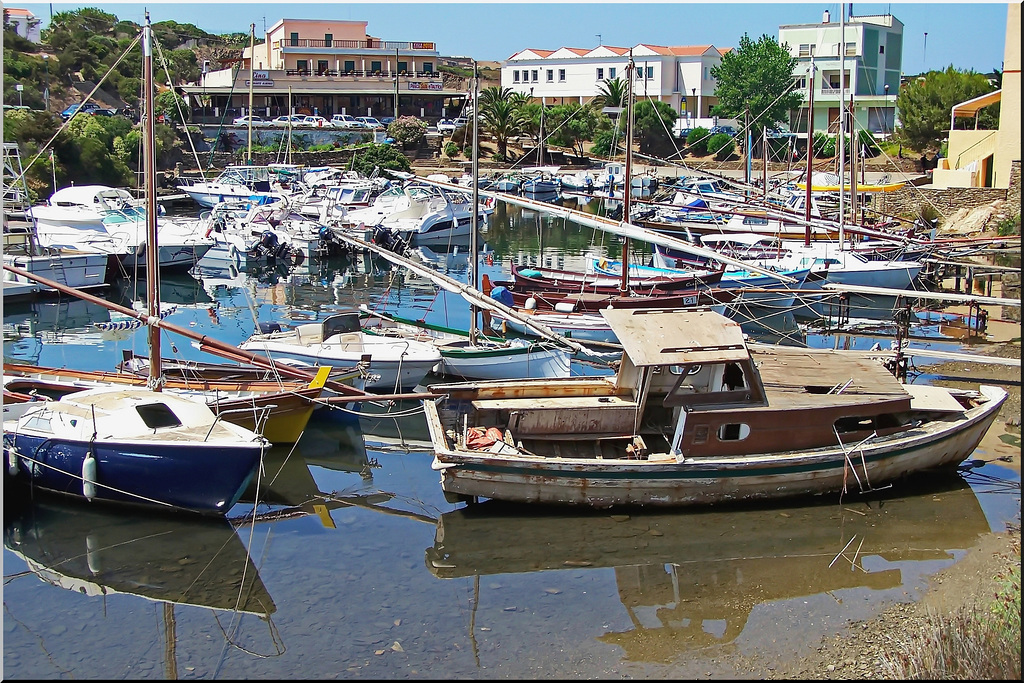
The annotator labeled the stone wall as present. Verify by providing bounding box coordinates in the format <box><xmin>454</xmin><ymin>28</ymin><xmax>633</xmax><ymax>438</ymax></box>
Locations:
<box><xmin>1006</xmin><ymin>160</ymin><xmax>1021</xmax><ymax>215</ymax></box>
<box><xmin>872</xmin><ymin>185</ymin><xmax>1008</xmax><ymax>219</ymax></box>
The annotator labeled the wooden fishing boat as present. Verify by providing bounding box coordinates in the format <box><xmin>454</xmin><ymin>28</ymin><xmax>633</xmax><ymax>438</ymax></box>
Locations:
<box><xmin>422</xmin><ymin>307</ymin><xmax>1006</xmax><ymax>508</ymax></box>
<box><xmin>507</xmin><ymin>261</ymin><xmax>724</xmax><ymax>295</ymax></box>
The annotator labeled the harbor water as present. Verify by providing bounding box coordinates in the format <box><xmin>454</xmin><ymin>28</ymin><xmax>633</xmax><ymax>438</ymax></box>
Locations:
<box><xmin>3</xmin><ymin>197</ymin><xmax>1020</xmax><ymax>679</ymax></box>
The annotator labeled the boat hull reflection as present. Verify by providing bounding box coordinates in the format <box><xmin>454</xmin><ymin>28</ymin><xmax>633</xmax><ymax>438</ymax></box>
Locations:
<box><xmin>426</xmin><ymin>475</ymin><xmax>990</xmax><ymax>659</ymax></box>
<box><xmin>4</xmin><ymin>493</ymin><xmax>276</xmax><ymax>616</ymax></box>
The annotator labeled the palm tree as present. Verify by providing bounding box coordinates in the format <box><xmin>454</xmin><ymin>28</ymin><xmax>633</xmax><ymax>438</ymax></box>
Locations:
<box><xmin>480</xmin><ymin>98</ymin><xmax>529</xmax><ymax>160</ymax></box>
<box><xmin>594</xmin><ymin>77</ymin><xmax>627</xmax><ymax>111</ymax></box>
<box><xmin>479</xmin><ymin>85</ymin><xmax>516</xmax><ymax>108</ymax></box>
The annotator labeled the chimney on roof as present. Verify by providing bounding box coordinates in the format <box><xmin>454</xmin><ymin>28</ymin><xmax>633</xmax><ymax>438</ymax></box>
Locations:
<box><xmin>823</xmin><ymin>9</ymin><xmax>831</xmax><ymax>23</ymax></box>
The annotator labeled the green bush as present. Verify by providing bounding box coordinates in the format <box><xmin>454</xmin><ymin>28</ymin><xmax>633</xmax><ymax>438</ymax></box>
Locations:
<box><xmin>857</xmin><ymin>129</ymin><xmax>881</xmax><ymax>157</ymax></box>
<box><xmin>444</xmin><ymin>141</ymin><xmax>461</xmax><ymax>158</ymax></box>
<box><xmin>686</xmin><ymin>127</ymin><xmax>710</xmax><ymax>156</ymax></box>
<box><xmin>707</xmin><ymin>132</ymin><xmax>734</xmax><ymax>160</ymax></box>
<box><xmin>813</xmin><ymin>132</ymin><xmax>835</xmax><ymax>158</ymax></box>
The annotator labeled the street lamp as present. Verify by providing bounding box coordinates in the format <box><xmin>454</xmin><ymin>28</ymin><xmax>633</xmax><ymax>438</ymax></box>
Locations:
<box><xmin>42</xmin><ymin>54</ymin><xmax>50</xmax><ymax>111</ymax></box>
<box><xmin>884</xmin><ymin>83</ymin><xmax>890</xmax><ymax>137</ymax></box>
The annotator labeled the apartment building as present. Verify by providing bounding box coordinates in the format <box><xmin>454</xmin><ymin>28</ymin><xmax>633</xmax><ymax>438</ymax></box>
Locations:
<box><xmin>501</xmin><ymin>43</ymin><xmax>729</xmax><ymax>119</ymax></box>
<box><xmin>180</xmin><ymin>18</ymin><xmax>468</xmax><ymax>122</ymax></box>
<box><xmin>780</xmin><ymin>10</ymin><xmax>903</xmax><ymax>136</ymax></box>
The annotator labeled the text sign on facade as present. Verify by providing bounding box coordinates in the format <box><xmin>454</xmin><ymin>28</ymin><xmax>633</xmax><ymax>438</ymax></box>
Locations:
<box><xmin>410</xmin><ymin>42</ymin><xmax>435</xmax><ymax>50</ymax></box>
<box><xmin>408</xmin><ymin>81</ymin><xmax>443</xmax><ymax>91</ymax></box>
<box><xmin>247</xmin><ymin>70</ymin><xmax>274</xmax><ymax>87</ymax></box>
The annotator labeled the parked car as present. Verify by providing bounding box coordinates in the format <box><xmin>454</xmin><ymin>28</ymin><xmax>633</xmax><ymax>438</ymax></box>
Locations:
<box><xmin>356</xmin><ymin>116</ymin><xmax>385</xmax><ymax>130</ymax></box>
<box><xmin>60</xmin><ymin>102</ymin><xmax>100</xmax><ymax>120</ymax></box>
<box><xmin>380</xmin><ymin>116</ymin><xmax>395</xmax><ymax>127</ymax></box>
<box><xmin>232</xmin><ymin>115</ymin><xmax>270</xmax><ymax>128</ymax></box>
<box><xmin>271</xmin><ymin>114</ymin><xmax>305</xmax><ymax>128</ymax></box>
<box><xmin>452</xmin><ymin>117</ymin><xmax>470</xmax><ymax>130</ymax></box>
<box><xmin>436</xmin><ymin>118</ymin><xmax>456</xmax><ymax>134</ymax></box>
<box><xmin>297</xmin><ymin>115</ymin><xmax>330</xmax><ymax>128</ymax></box>
<box><xmin>710</xmin><ymin>125</ymin><xmax>738</xmax><ymax>137</ymax></box>
<box><xmin>330</xmin><ymin>113</ymin><xmax>364</xmax><ymax>129</ymax></box>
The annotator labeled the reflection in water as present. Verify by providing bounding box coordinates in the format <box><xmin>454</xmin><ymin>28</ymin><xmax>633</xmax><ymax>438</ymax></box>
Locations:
<box><xmin>426</xmin><ymin>475</ymin><xmax>990</xmax><ymax>662</ymax></box>
<box><xmin>4</xmin><ymin>493</ymin><xmax>276</xmax><ymax>617</ymax></box>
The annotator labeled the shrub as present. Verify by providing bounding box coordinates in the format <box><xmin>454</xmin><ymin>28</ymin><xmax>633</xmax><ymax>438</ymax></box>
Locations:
<box><xmin>686</xmin><ymin>127</ymin><xmax>710</xmax><ymax>156</ymax></box>
<box><xmin>995</xmin><ymin>213</ymin><xmax>1021</xmax><ymax>237</ymax></box>
<box><xmin>707</xmin><ymin>132</ymin><xmax>734</xmax><ymax>160</ymax></box>
<box><xmin>444</xmin><ymin>141</ymin><xmax>460</xmax><ymax>159</ymax></box>
<box><xmin>388</xmin><ymin>115</ymin><xmax>428</xmax><ymax>148</ymax></box>
<box><xmin>857</xmin><ymin>129</ymin><xmax>881</xmax><ymax>157</ymax></box>
<box><xmin>813</xmin><ymin>132</ymin><xmax>835</xmax><ymax>158</ymax></box>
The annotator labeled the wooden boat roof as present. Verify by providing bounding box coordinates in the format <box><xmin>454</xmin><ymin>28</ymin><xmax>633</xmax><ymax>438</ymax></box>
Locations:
<box><xmin>750</xmin><ymin>345</ymin><xmax>910</xmax><ymax>409</ymax></box>
<box><xmin>601</xmin><ymin>308</ymin><xmax>749</xmax><ymax>366</ymax></box>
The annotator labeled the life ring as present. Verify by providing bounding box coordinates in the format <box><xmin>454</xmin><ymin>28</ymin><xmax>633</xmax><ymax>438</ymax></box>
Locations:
<box><xmin>486</xmin><ymin>252</ymin><xmax>494</xmax><ymax>266</ymax></box>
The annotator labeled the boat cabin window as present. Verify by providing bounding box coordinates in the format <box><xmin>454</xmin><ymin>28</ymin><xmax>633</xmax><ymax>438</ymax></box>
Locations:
<box><xmin>742</xmin><ymin>215</ymin><xmax>769</xmax><ymax>226</ymax></box>
<box><xmin>136</xmin><ymin>403</ymin><xmax>183</xmax><ymax>429</ymax></box>
<box><xmin>717</xmin><ymin>423</ymin><xmax>750</xmax><ymax>441</ymax></box>
<box><xmin>834</xmin><ymin>413</ymin><xmax>903</xmax><ymax>434</ymax></box>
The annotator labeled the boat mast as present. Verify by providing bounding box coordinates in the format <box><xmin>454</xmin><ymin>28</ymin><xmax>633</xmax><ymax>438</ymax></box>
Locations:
<box><xmin>246</xmin><ymin>23</ymin><xmax>255</xmax><ymax>165</ymax></box>
<box><xmin>805</xmin><ymin>53</ymin><xmax>815</xmax><ymax>246</ymax></box>
<box><xmin>620</xmin><ymin>51</ymin><xmax>635</xmax><ymax>295</ymax></box>
<box><xmin>143</xmin><ymin>12</ymin><xmax>161</xmax><ymax>390</ymax></box>
<box><xmin>469</xmin><ymin>60</ymin><xmax>480</xmax><ymax>340</ymax></box>
<box><xmin>838</xmin><ymin>5</ymin><xmax>846</xmax><ymax>247</ymax></box>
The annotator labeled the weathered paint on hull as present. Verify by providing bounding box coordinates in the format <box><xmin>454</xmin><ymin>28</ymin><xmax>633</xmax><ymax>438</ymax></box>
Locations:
<box><xmin>425</xmin><ymin>389</ymin><xmax>1006</xmax><ymax>507</ymax></box>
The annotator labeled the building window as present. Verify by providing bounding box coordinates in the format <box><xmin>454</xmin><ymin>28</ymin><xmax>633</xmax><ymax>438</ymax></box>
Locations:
<box><xmin>646</xmin><ymin>66</ymin><xmax>654</xmax><ymax>79</ymax></box>
<box><xmin>845</xmin><ymin>42</ymin><xmax>856</xmax><ymax>56</ymax></box>
<box><xmin>290</xmin><ymin>32</ymin><xmax>299</xmax><ymax>46</ymax></box>
<box><xmin>513</xmin><ymin>70</ymin><xmax>520</xmax><ymax>82</ymax></box>
<box><xmin>879</xmin><ymin>45</ymin><xmax>885</xmax><ymax>54</ymax></box>
<box><xmin>398</xmin><ymin>61</ymin><xmax>408</xmax><ymax>73</ymax></box>
<box><xmin>317</xmin><ymin>60</ymin><xmax>328</xmax><ymax>75</ymax></box>
<box><xmin>798</xmin><ymin>43</ymin><xmax>815</xmax><ymax>57</ymax></box>
<box><xmin>558</xmin><ymin>69</ymin><xmax>565</xmax><ymax>82</ymax></box>
<box><xmin>531</xmin><ymin>70</ymin><xmax>538</xmax><ymax>82</ymax></box>
<box><xmin>297</xmin><ymin>59</ymin><xmax>309</xmax><ymax>74</ymax></box>
<box><xmin>596</xmin><ymin>67</ymin><xmax>604</xmax><ymax>80</ymax></box>
<box><xmin>634</xmin><ymin>67</ymin><xmax>642</xmax><ymax>79</ymax></box>
<box><xmin>704</xmin><ymin>66</ymin><xmax>709</xmax><ymax>79</ymax></box>
<box><xmin>546</xmin><ymin>69</ymin><xmax>553</xmax><ymax>82</ymax></box>
<box><xmin>609</xmin><ymin>67</ymin><xmax>616</xmax><ymax>79</ymax></box>
<box><xmin>344</xmin><ymin>60</ymin><xmax>355</xmax><ymax>73</ymax></box>
<box><xmin>324</xmin><ymin>33</ymin><xmax>332</xmax><ymax>47</ymax></box>
<box><xmin>423</xmin><ymin>62</ymin><xmax>433</xmax><ymax>73</ymax></box>
<box><xmin>371</xmin><ymin>60</ymin><xmax>382</xmax><ymax>73</ymax></box>
<box><xmin>793</xmin><ymin>76</ymin><xmax>807</xmax><ymax>90</ymax></box>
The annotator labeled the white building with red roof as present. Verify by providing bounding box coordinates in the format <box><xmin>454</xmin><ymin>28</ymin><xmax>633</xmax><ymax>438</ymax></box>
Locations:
<box><xmin>3</xmin><ymin>6</ymin><xmax>42</xmax><ymax>43</ymax></box>
<box><xmin>501</xmin><ymin>43</ymin><xmax>730</xmax><ymax>119</ymax></box>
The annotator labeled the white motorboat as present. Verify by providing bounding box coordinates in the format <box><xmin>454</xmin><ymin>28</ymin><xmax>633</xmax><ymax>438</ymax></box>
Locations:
<box><xmin>239</xmin><ymin>311</ymin><xmax>443</xmax><ymax>393</ymax></box>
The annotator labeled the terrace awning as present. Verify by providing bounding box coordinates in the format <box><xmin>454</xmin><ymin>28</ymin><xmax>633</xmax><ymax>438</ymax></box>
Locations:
<box><xmin>950</xmin><ymin>90</ymin><xmax>1001</xmax><ymax>129</ymax></box>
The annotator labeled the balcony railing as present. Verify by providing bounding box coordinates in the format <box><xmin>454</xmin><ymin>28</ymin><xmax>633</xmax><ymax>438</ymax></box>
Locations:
<box><xmin>283</xmin><ymin>69</ymin><xmax>437</xmax><ymax>79</ymax></box>
<box><xmin>278</xmin><ymin>39</ymin><xmax>436</xmax><ymax>51</ymax></box>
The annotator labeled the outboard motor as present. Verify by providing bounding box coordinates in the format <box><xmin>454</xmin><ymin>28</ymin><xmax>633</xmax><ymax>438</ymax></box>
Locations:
<box><xmin>371</xmin><ymin>226</ymin><xmax>408</xmax><ymax>257</ymax></box>
<box><xmin>257</xmin><ymin>321</ymin><xmax>282</xmax><ymax>334</ymax></box>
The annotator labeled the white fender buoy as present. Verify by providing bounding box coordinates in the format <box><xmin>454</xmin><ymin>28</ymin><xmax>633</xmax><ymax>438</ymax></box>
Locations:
<box><xmin>82</xmin><ymin>454</ymin><xmax>98</xmax><ymax>500</ymax></box>
<box><xmin>7</xmin><ymin>446</ymin><xmax>19</xmax><ymax>477</ymax></box>
<box><xmin>525</xmin><ymin>297</ymin><xmax>537</xmax><ymax>310</ymax></box>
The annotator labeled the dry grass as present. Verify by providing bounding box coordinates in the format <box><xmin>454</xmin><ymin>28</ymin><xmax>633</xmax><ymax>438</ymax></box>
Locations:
<box><xmin>880</xmin><ymin>536</ymin><xmax>1021</xmax><ymax>680</ymax></box>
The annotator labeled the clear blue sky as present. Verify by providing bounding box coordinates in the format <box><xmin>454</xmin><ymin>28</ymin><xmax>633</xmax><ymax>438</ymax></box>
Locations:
<box><xmin>18</xmin><ymin>1</ymin><xmax>1010</xmax><ymax>74</ymax></box>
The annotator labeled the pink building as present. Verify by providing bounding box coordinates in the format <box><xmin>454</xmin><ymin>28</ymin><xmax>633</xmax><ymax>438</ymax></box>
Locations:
<box><xmin>181</xmin><ymin>18</ymin><xmax>466</xmax><ymax>121</ymax></box>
